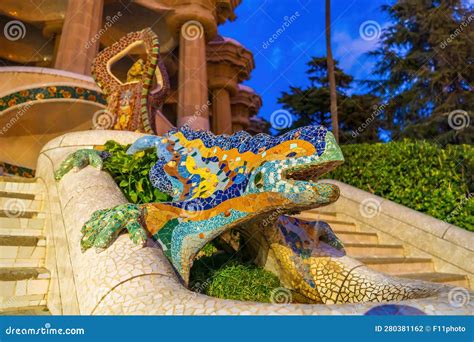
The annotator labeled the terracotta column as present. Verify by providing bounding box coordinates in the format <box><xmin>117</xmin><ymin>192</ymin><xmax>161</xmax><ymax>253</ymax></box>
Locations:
<box><xmin>231</xmin><ymin>106</ymin><xmax>247</xmax><ymax>132</ymax></box>
<box><xmin>207</xmin><ymin>37</ymin><xmax>256</xmax><ymax>134</ymax></box>
<box><xmin>43</xmin><ymin>20</ymin><xmax>63</xmax><ymax>66</ymax></box>
<box><xmin>54</xmin><ymin>0</ymin><xmax>104</xmax><ymax>75</ymax></box>
<box><xmin>211</xmin><ymin>89</ymin><xmax>232</xmax><ymax>134</ymax></box>
<box><xmin>176</xmin><ymin>21</ymin><xmax>210</xmax><ymax>130</ymax></box>
<box><xmin>230</xmin><ymin>85</ymin><xmax>263</xmax><ymax>133</ymax></box>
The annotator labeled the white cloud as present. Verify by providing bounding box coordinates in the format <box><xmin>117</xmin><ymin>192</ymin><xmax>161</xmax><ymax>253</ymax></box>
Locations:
<box><xmin>332</xmin><ymin>30</ymin><xmax>380</xmax><ymax>72</ymax></box>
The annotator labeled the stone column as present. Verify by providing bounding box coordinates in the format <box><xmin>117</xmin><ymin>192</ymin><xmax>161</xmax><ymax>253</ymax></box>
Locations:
<box><xmin>42</xmin><ymin>20</ymin><xmax>63</xmax><ymax>66</ymax></box>
<box><xmin>54</xmin><ymin>0</ymin><xmax>104</xmax><ymax>75</ymax></box>
<box><xmin>176</xmin><ymin>21</ymin><xmax>210</xmax><ymax>130</ymax></box>
<box><xmin>211</xmin><ymin>88</ymin><xmax>232</xmax><ymax>134</ymax></box>
<box><xmin>207</xmin><ymin>37</ymin><xmax>256</xmax><ymax>134</ymax></box>
<box><xmin>231</xmin><ymin>85</ymin><xmax>262</xmax><ymax>133</ymax></box>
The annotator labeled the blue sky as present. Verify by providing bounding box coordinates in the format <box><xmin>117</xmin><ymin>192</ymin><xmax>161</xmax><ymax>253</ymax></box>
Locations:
<box><xmin>219</xmin><ymin>0</ymin><xmax>392</xmax><ymax>122</ymax></box>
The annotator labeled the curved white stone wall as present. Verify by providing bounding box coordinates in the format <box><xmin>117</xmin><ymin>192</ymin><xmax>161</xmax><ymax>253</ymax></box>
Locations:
<box><xmin>36</xmin><ymin>130</ymin><xmax>473</xmax><ymax>315</ymax></box>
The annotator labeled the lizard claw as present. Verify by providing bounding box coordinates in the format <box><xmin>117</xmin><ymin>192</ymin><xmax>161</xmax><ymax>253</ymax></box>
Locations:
<box><xmin>80</xmin><ymin>204</ymin><xmax>148</xmax><ymax>252</ymax></box>
<box><xmin>54</xmin><ymin>149</ymin><xmax>106</xmax><ymax>180</ymax></box>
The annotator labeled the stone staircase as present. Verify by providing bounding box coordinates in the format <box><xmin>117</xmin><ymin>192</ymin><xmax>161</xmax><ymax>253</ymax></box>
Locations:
<box><xmin>0</xmin><ymin>176</ymin><xmax>50</xmax><ymax>315</ymax></box>
<box><xmin>296</xmin><ymin>210</ymin><xmax>469</xmax><ymax>288</ymax></box>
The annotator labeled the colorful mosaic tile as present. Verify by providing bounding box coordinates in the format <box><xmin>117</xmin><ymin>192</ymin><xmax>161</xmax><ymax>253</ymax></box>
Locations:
<box><xmin>91</xmin><ymin>28</ymin><xmax>169</xmax><ymax>134</ymax></box>
<box><xmin>0</xmin><ymin>162</ymin><xmax>35</xmax><ymax>178</ymax></box>
<box><xmin>0</xmin><ymin>86</ymin><xmax>106</xmax><ymax>112</ymax></box>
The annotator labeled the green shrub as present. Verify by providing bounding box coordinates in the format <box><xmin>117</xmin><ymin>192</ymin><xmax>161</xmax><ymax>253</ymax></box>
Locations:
<box><xmin>102</xmin><ymin>140</ymin><xmax>171</xmax><ymax>204</ymax></box>
<box><xmin>329</xmin><ymin>140</ymin><xmax>473</xmax><ymax>231</ymax></box>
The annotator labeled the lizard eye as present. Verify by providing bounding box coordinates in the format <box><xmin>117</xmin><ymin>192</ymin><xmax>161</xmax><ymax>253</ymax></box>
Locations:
<box><xmin>254</xmin><ymin>171</ymin><xmax>264</xmax><ymax>188</ymax></box>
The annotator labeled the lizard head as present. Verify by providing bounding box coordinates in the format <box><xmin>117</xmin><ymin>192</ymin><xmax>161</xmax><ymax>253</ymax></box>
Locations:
<box><xmin>245</xmin><ymin>127</ymin><xmax>344</xmax><ymax>210</ymax></box>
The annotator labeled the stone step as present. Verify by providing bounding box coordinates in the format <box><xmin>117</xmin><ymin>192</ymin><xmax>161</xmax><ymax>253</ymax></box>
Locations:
<box><xmin>0</xmin><ymin>267</ymin><xmax>50</xmax><ymax>281</ymax></box>
<box><xmin>0</xmin><ymin>267</ymin><xmax>50</xmax><ymax>313</ymax></box>
<box><xmin>357</xmin><ymin>257</ymin><xmax>434</xmax><ymax>275</ymax></box>
<box><xmin>295</xmin><ymin>214</ymin><xmax>358</xmax><ymax>232</ymax></box>
<box><xmin>0</xmin><ymin>190</ymin><xmax>36</xmax><ymax>200</ymax></box>
<box><xmin>335</xmin><ymin>231</ymin><xmax>379</xmax><ymax>244</ymax></box>
<box><xmin>0</xmin><ymin>178</ymin><xmax>40</xmax><ymax>195</ymax></box>
<box><xmin>0</xmin><ymin>229</ymin><xmax>45</xmax><ymax>243</ymax></box>
<box><xmin>304</xmin><ymin>208</ymin><xmax>337</xmax><ymax>217</ymax></box>
<box><xmin>0</xmin><ymin>225</ymin><xmax>45</xmax><ymax>266</ymax></box>
<box><xmin>295</xmin><ymin>211</ymin><xmax>338</xmax><ymax>221</ymax></box>
<box><xmin>0</xmin><ymin>209</ymin><xmax>41</xmax><ymax>219</ymax></box>
<box><xmin>397</xmin><ymin>272</ymin><xmax>469</xmax><ymax>288</ymax></box>
<box><xmin>0</xmin><ymin>305</ymin><xmax>50</xmax><ymax>315</ymax></box>
<box><xmin>0</xmin><ymin>294</ymin><xmax>48</xmax><ymax>312</ymax></box>
<box><xmin>0</xmin><ymin>241</ymin><xmax>46</xmax><ymax>268</ymax></box>
<box><xmin>0</xmin><ymin>197</ymin><xmax>43</xmax><ymax>212</ymax></box>
<box><xmin>344</xmin><ymin>243</ymin><xmax>405</xmax><ymax>257</ymax></box>
<box><xmin>0</xmin><ymin>217</ymin><xmax>45</xmax><ymax>231</ymax></box>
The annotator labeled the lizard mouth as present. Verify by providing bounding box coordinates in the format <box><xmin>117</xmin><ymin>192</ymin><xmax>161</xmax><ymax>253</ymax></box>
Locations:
<box><xmin>283</xmin><ymin>160</ymin><xmax>344</xmax><ymax>184</ymax></box>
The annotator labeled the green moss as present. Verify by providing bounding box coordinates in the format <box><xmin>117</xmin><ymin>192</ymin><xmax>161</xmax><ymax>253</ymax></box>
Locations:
<box><xmin>329</xmin><ymin>140</ymin><xmax>473</xmax><ymax>231</ymax></box>
<box><xmin>189</xmin><ymin>246</ymin><xmax>281</xmax><ymax>303</ymax></box>
<box><xmin>207</xmin><ymin>264</ymin><xmax>281</xmax><ymax>302</ymax></box>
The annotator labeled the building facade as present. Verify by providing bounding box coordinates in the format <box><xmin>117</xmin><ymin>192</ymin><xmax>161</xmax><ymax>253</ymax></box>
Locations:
<box><xmin>0</xmin><ymin>0</ymin><xmax>263</xmax><ymax>170</ymax></box>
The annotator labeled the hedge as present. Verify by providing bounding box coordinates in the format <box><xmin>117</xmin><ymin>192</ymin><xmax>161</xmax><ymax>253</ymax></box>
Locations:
<box><xmin>328</xmin><ymin>140</ymin><xmax>473</xmax><ymax>231</ymax></box>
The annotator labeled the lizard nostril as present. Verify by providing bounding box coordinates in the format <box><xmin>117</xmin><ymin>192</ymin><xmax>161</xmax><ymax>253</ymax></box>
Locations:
<box><xmin>254</xmin><ymin>171</ymin><xmax>264</xmax><ymax>188</ymax></box>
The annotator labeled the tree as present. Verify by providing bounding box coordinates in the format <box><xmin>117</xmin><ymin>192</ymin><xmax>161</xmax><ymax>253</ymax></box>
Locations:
<box><xmin>278</xmin><ymin>57</ymin><xmax>382</xmax><ymax>143</ymax></box>
<box><xmin>325</xmin><ymin>0</ymin><xmax>339</xmax><ymax>142</ymax></box>
<box><xmin>367</xmin><ymin>0</ymin><xmax>473</xmax><ymax>144</ymax></box>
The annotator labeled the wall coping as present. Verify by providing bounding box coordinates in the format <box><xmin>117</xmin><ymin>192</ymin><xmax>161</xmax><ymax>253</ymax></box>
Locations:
<box><xmin>0</xmin><ymin>66</ymin><xmax>96</xmax><ymax>84</ymax></box>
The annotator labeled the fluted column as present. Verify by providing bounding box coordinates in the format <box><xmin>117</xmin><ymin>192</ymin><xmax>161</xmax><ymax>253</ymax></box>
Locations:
<box><xmin>54</xmin><ymin>0</ymin><xmax>104</xmax><ymax>75</ymax></box>
<box><xmin>176</xmin><ymin>21</ymin><xmax>210</xmax><ymax>130</ymax></box>
<box><xmin>211</xmin><ymin>89</ymin><xmax>232</xmax><ymax>134</ymax></box>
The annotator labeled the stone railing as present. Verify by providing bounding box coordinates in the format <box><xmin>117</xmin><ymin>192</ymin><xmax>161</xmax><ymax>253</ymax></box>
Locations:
<box><xmin>318</xmin><ymin>180</ymin><xmax>474</xmax><ymax>289</ymax></box>
<box><xmin>35</xmin><ymin>131</ymin><xmax>472</xmax><ymax>314</ymax></box>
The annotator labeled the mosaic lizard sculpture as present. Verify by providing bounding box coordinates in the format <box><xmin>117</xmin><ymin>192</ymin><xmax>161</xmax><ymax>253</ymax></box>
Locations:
<box><xmin>56</xmin><ymin>126</ymin><xmax>438</xmax><ymax>304</ymax></box>
<box><xmin>91</xmin><ymin>28</ymin><xmax>170</xmax><ymax>133</ymax></box>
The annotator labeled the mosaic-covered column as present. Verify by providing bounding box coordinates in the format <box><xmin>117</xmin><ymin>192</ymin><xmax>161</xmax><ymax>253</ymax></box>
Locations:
<box><xmin>54</xmin><ymin>0</ymin><xmax>104</xmax><ymax>75</ymax></box>
<box><xmin>176</xmin><ymin>21</ymin><xmax>210</xmax><ymax>130</ymax></box>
